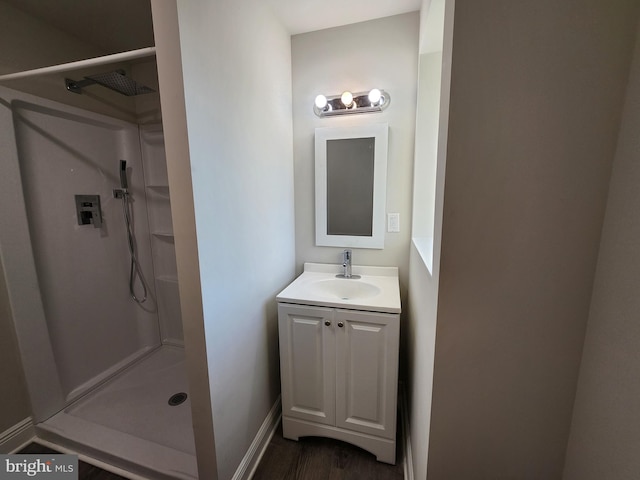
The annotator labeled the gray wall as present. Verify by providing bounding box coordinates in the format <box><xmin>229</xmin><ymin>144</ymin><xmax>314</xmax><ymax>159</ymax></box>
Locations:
<box><xmin>150</xmin><ymin>2</ymin><xmax>216</xmax><ymax>477</ymax></box>
<box><xmin>291</xmin><ymin>13</ymin><xmax>419</xmax><ymax>289</ymax></box>
<box><xmin>427</xmin><ymin>0</ymin><xmax>640</xmax><ymax>478</ymax></box>
<box><xmin>0</xmin><ymin>255</ymin><xmax>30</xmax><ymax>435</ymax></box>
<box><xmin>172</xmin><ymin>1</ymin><xmax>296</xmax><ymax>478</ymax></box>
<box><xmin>407</xmin><ymin>1</ymin><xmax>451</xmax><ymax>478</ymax></box>
<box><xmin>563</xmin><ymin>17</ymin><xmax>640</xmax><ymax>480</ymax></box>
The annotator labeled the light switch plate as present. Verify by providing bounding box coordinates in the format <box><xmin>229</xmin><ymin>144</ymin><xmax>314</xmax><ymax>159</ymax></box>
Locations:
<box><xmin>387</xmin><ymin>213</ymin><xmax>400</xmax><ymax>232</ymax></box>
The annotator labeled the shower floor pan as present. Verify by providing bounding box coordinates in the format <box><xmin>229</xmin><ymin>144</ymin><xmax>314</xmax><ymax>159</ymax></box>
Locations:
<box><xmin>36</xmin><ymin>345</ymin><xmax>197</xmax><ymax>480</ymax></box>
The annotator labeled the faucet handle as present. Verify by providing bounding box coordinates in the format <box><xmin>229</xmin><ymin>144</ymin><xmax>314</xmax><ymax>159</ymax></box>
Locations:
<box><xmin>343</xmin><ymin>249</ymin><xmax>352</xmax><ymax>261</ymax></box>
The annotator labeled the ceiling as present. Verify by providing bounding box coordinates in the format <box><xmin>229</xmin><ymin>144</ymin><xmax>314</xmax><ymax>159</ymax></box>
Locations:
<box><xmin>270</xmin><ymin>0</ymin><xmax>422</xmax><ymax>35</ymax></box>
<box><xmin>2</xmin><ymin>0</ymin><xmax>421</xmax><ymax>53</ymax></box>
<box><xmin>2</xmin><ymin>0</ymin><xmax>154</xmax><ymax>54</ymax></box>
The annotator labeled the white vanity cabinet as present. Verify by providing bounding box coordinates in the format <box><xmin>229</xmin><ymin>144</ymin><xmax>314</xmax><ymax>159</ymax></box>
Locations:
<box><xmin>277</xmin><ymin>302</ymin><xmax>400</xmax><ymax>464</ymax></box>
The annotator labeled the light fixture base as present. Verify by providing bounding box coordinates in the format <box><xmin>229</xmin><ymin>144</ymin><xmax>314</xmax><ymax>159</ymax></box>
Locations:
<box><xmin>313</xmin><ymin>89</ymin><xmax>390</xmax><ymax>117</ymax></box>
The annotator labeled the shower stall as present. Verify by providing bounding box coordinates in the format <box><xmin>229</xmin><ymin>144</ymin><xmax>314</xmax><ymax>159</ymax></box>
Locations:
<box><xmin>0</xmin><ymin>56</ymin><xmax>197</xmax><ymax>479</ymax></box>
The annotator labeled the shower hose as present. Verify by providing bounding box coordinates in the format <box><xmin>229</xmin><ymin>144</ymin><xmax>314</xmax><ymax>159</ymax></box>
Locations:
<box><xmin>121</xmin><ymin>190</ymin><xmax>148</xmax><ymax>304</ymax></box>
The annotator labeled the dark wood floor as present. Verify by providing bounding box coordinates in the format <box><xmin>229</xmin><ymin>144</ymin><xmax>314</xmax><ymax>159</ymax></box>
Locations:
<box><xmin>18</xmin><ymin>420</ymin><xmax>404</xmax><ymax>480</ymax></box>
<box><xmin>17</xmin><ymin>443</ymin><xmax>127</xmax><ymax>480</ymax></box>
<box><xmin>252</xmin><ymin>423</ymin><xmax>404</xmax><ymax>480</ymax></box>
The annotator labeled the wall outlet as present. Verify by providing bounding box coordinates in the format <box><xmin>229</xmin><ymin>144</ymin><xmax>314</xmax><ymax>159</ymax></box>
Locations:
<box><xmin>387</xmin><ymin>213</ymin><xmax>400</xmax><ymax>232</ymax></box>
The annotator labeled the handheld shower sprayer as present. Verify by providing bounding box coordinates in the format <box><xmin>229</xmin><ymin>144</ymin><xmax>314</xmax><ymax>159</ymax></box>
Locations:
<box><xmin>120</xmin><ymin>160</ymin><xmax>128</xmax><ymax>190</ymax></box>
<box><xmin>114</xmin><ymin>159</ymin><xmax>147</xmax><ymax>305</ymax></box>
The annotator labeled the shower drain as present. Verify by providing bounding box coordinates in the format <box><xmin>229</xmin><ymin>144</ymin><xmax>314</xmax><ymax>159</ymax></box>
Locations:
<box><xmin>168</xmin><ymin>392</ymin><xmax>188</xmax><ymax>406</ymax></box>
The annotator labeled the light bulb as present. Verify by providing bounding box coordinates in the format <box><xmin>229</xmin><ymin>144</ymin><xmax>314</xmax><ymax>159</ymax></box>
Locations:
<box><xmin>314</xmin><ymin>94</ymin><xmax>327</xmax><ymax>109</ymax></box>
<box><xmin>341</xmin><ymin>91</ymin><xmax>354</xmax><ymax>107</ymax></box>
<box><xmin>368</xmin><ymin>88</ymin><xmax>382</xmax><ymax>104</ymax></box>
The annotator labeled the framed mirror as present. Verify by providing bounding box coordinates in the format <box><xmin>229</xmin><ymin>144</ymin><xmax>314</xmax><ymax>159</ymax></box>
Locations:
<box><xmin>315</xmin><ymin>123</ymin><xmax>388</xmax><ymax>249</ymax></box>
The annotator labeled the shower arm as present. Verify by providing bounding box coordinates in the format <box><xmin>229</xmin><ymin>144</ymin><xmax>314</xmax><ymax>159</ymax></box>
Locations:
<box><xmin>65</xmin><ymin>78</ymin><xmax>98</xmax><ymax>94</ymax></box>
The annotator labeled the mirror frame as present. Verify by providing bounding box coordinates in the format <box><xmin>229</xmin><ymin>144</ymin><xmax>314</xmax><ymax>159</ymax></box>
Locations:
<box><xmin>315</xmin><ymin>123</ymin><xmax>389</xmax><ymax>249</ymax></box>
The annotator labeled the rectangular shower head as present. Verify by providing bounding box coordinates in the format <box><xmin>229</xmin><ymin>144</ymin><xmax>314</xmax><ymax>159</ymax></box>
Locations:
<box><xmin>66</xmin><ymin>70</ymin><xmax>155</xmax><ymax>96</ymax></box>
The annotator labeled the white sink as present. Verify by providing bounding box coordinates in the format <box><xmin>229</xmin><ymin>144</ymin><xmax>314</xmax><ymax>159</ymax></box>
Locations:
<box><xmin>276</xmin><ymin>263</ymin><xmax>401</xmax><ymax>313</ymax></box>
<box><xmin>311</xmin><ymin>278</ymin><xmax>381</xmax><ymax>300</ymax></box>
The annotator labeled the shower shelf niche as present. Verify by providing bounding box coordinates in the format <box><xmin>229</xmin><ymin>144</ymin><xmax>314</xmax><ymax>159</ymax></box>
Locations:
<box><xmin>146</xmin><ymin>185</ymin><xmax>170</xmax><ymax>195</ymax></box>
<box><xmin>152</xmin><ymin>232</ymin><xmax>175</xmax><ymax>240</ymax></box>
<box><xmin>140</xmin><ymin>124</ymin><xmax>183</xmax><ymax>346</ymax></box>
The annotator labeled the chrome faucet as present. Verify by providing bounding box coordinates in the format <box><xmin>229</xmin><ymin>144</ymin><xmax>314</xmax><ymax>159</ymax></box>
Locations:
<box><xmin>342</xmin><ymin>249</ymin><xmax>353</xmax><ymax>278</ymax></box>
<box><xmin>336</xmin><ymin>249</ymin><xmax>360</xmax><ymax>279</ymax></box>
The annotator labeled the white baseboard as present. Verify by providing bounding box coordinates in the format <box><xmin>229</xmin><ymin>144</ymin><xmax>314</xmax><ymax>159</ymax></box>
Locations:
<box><xmin>1</xmin><ymin>417</ymin><xmax>35</xmax><ymax>454</ymax></box>
<box><xmin>399</xmin><ymin>383</ymin><xmax>414</xmax><ymax>480</ymax></box>
<box><xmin>232</xmin><ymin>396</ymin><xmax>281</xmax><ymax>480</ymax></box>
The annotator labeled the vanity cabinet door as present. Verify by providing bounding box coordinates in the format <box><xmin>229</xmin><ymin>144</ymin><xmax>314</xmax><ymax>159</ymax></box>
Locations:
<box><xmin>334</xmin><ymin>309</ymin><xmax>399</xmax><ymax>439</ymax></box>
<box><xmin>278</xmin><ymin>304</ymin><xmax>336</xmax><ymax>427</ymax></box>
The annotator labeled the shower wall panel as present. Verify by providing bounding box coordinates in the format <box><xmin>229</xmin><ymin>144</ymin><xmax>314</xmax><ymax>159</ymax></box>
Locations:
<box><xmin>12</xmin><ymin>101</ymin><xmax>161</xmax><ymax>402</ymax></box>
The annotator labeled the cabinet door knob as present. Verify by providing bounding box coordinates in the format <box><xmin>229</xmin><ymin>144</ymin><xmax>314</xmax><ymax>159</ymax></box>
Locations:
<box><xmin>325</xmin><ymin>320</ymin><xmax>331</xmax><ymax>326</ymax></box>
<box><xmin>337</xmin><ymin>322</ymin><xmax>344</xmax><ymax>328</ymax></box>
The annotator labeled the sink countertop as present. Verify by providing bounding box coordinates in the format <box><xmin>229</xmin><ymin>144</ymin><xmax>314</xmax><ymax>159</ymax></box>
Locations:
<box><xmin>276</xmin><ymin>262</ymin><xmax>401</xmax><ymax>314</ymax></box>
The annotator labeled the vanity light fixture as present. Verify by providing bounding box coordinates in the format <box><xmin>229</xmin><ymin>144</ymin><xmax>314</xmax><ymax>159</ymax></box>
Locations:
<box><xmin>313</xmin><ymin>88</ymin><xmax>390</xmax><ymax>117</ymax></box>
